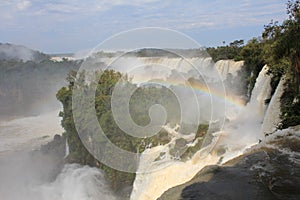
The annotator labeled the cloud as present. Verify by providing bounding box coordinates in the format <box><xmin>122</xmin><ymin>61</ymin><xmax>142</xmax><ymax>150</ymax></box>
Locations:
<box><xmin>41</xmin><ymin>0</ymin><xmax>162</xmax><ymax>14</ymax></box>
<box><xmin>1</xmin><ymin>0</ymin><xmax>286</xmax><ymax>28</ymax></box>
<box><xmin>0</xmin><ymin>0</ymin><xmax>288</xmax><ymax>52</ymax></box>
<box><xmin>16</xmin><ymin>0</ymin><xmax>31</xmax><ymax>11</ymax></box>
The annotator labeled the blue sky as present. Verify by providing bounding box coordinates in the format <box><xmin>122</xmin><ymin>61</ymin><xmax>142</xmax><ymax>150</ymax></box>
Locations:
<box><xmin>0</xmin><ymin>0</ymin><xmax>287</xmax><ymax>53</ymax></box>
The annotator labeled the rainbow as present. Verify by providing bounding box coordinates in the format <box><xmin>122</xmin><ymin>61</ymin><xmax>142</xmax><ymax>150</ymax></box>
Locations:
<box><xmin>188</xmin><ymin>80</ymin><xmax>246</xmax><ymax>108</ymax></box>
<box><xmin>140</xmin><ymin>78</ymin><xmax>247</xmax><ymax>108</ymax></box>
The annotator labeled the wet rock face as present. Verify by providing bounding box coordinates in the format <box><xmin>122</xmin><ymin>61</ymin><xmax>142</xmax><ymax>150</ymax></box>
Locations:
<box><xmin>255</xmin><ymin>150</ymin><xmax>300</xmax><ymax>199</ymax></box>
<box><xmin>40</xmin><ymin>134</ymin><xmax>66</xmax><ymax>159</ymax></box>
<box><xmin>159</xmin><ymin>145</ymin><xmax>300</xmax><ymax>200</ymax></box>
<box><xmin>180</xmin><ymin>152</ymin><xmax>276</xmax><ymax>200</ymax></box>
<box><xmin>30</xmin><ymin>134</ymin><xmax>67</xmax><ymax>181</ymax></box>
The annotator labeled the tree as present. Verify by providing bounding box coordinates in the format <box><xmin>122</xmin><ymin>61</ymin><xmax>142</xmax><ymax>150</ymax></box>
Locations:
<box><xmin>57</xmin><ymin>69</ymin><xmax>182</xmax><ymax>191</ymax></box>
<box><xmin>262</xmin><ymin>0</ymin><xmax>300</xmax><ymax>127</ymax></box>
<box><xmin>238</xmin><ymin>38</ymin><xmax>265</xmax><ymax>94</ymax></box>
<box><xmin>263</xmin><ymin>0</ymin><xmax>300</xmax><ymax>94</ymax></box>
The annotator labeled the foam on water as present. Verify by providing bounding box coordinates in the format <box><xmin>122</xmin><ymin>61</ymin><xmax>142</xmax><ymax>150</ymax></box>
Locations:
<box><xmin>130</xmin><ymin>63</ymin><xmax>273</xmax><ymax>200</ymax></box>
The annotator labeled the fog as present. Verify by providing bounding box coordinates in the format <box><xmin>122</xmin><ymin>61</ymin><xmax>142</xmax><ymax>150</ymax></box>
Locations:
<box><xmin>0</xmin><ymin>43</ymin><xmax>48</xmax><ymax>62</ymax></box>
<box><xmin>0</xmin><ymin>110</ymin><xmax>116</xmax><ymax>200</ymax></box>
<box><xmin>0</xmin><ymin>46</ymin><xmax>263</xmax><ymax>200</ymax></box>
<box><xmin>0</xmin><ymin>152</ymin><xmax>115</xmax><ymax>200</ymax></box>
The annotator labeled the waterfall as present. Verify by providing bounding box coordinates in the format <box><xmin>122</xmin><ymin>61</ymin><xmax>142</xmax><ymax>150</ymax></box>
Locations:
<box><xmin>215</xmin><ymin>60</ymin><xmax>244</xmax><ymax>80</ymax></box>
<box><xmin>0</xmin><ymin>110</ymin><xmax>63</xmax><ymax>152</ymax></box>
<box><xmin>248</xmin><ymin>65</ymin><xmax>272</xmax><ymax>117</ymax></box>
<box><xmin>0</xmin><ymin>163</ymin><xmax>117</xmax><ymax>200</ymax></box>
<box><xmin>262</xmin><ymin>77</ymin><xmax>286</xmax><ymax>134</ymax></box>
<box><xmin>99</xmin><ymin>57</ymin><xmax>242</xmax><ymax>84</ymax></box>
<box><xmin>64</xmin><ymin>55</ymin><xmax>278</xmax><ymax>200</ymax></box>
<box><xmin>130</xmin><ymin>121</ymin><xmax>261</xmax><ymax>200</ymax></box>
<box><xmin>38</xmin><ymin>164</ymin><xmax>116</xmax><ymax>200</ymax></box>
<box><xmin>64</xmin><ymin>139</ymin><xmax>70</xmax><ymax>158</ymax></box>
<box><xmin>130</xmin><ymin>125</ymin><xmax>222</xmax><ymax>200</ymax></box>
<box><xmin>130</xmin><ymin>63</ymin><xmax>275</xmax><ymax>200</ymax></box>
<box><xmin>0</xmin><ymin>112</ymin><xmax>116</xmax><ymax>200</ymax></box>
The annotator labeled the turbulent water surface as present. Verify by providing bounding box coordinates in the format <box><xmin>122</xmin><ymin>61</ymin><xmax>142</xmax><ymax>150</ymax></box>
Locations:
<box><xmin>0</xmin><ymin>57</ymin><xmax>298</xmax><ymax>200</ymax></box>
<box><xmin>0</xmin><ymin>110</ymin><xmax>116</xmax><ymax>200</ymax></box>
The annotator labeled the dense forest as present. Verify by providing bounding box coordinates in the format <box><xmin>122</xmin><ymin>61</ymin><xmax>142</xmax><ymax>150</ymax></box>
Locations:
<box><xmin>56</xmin><ymin>0</ymin><xmax>300</xmax><ymax>192</ymax></box>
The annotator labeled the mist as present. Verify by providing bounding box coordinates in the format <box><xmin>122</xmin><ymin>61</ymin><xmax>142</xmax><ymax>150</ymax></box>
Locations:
<box><xmin>0</xmin><ymin>152</ymin><xmax>116</xmax><ymax>200</ymax></box>
<box><xmin>0</xmin><ymin>47</ymin><xmax>276</xmax><ymax>200</ymax></box>
<box><xmin>97</xmin><ymin>53</ymin><xmax>245</xmax><ymax>125</ymax></box>
<box><xmin>0</xmin><ymin>55</ymin><xmax>80</xmax><ymax>118</ymax></box>
<box><xmin>0</xmin><ymin>109</ymin><xmax>116</xmax><ymax>200</ymax></box>
<box><xmin>0</xmin><ymin>43</ymin><xmax>48</xmax><ymax>62</ymax></box>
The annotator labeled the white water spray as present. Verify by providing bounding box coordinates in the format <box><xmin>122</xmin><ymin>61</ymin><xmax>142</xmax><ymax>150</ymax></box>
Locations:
<box><xmin>65</xmin><ymin>139</ymin><xmax>70</xmax><ymax>158</ymax></box>
<box><xmin>38</xmin><ymin>164</ymin><xmax>116</xmax><ymax>200</ymax></box>
<box><xmin>0</xmin><ymin>112</ymin><xmax>116</xmax><ymax>200</ymax></box>
<box><xmin>130</xmin><ymin>63</ymin><xmax>273</xmax><ymax>200</ymax></box>
<box><xmin>248</xmin><ymin>65</ymin><xmax>272</xmax><ymax>117</ymax></box>
<box><xmin>0</xmin><ymin>110</ymin><xmax>63</xmax><ymax>153</ymax></box>
<box><xmin>215</xmin><ymin>60</ymin><xmax>244</xmax><ymax>80</ymax></box>
<box><xmin>262</xmin><ymin>77</ymin><xmax>286</xmax><ymax>134</ymax></box>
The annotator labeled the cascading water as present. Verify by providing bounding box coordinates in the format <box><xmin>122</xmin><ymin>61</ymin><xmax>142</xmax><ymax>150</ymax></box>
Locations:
<box><xmin>248</xmin><ymin>65</ymin><xmax>272</xmax><ymax>117</ymax></box>
<box><xmin>64</xmin><ymin>139</ymin><xmax>70</xmax><ymax>158</ymax></box>
<box><xmin>262</xmin><ymin>77</ymin><xmax>286</xmax><ymax>134</ymax></box>
<box><xmin>0</xmin><ymin>56</ymin><xmax>245</xmax><ymax>200</ymax></box>
<box><xmin>215</xmin><ymin>60</ymin><xmax>244</xmax><ymax>80</ymax></box>
<box><xmin>0</xmin><ymin>110</ymin><xmax>63</xmax><ymax>153</ymax></box>
<box><xmin>38</xmin><ymin>164</ymin><xmax>116</xmax><ymax>200</ymax></box>
<box><xmin>96</xmin><ymin>57</ymin><xmax>244</xmax><ymax>84</ymax></box>
<box><xmin>0</xmin><ymin>111</ymin><xmax>116</xmax><ymax>200</ymax></box>
<box><xmin>129</xmin><ymin>62</ymin><xmax>273</xmax><ymax>200</ymax></box>
<box><xmin>0</xmin><ymin>161</ymin><xmax>116</xmax><ymax>200</ymax></box>
<box><xmin>0</xmin><ymin>55</ymin><xmax>285</xmax><ymax>200</ymax></box>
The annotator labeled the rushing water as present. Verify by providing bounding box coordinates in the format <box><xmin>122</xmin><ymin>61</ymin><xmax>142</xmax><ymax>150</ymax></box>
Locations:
<box><xmin>0</xmin><ymin>156</ymin><xmax>116</xmax><ymax>200</ymax></box>
<box><xmin>0</xmin><ymin>110</ymin><xmax>116</xmax><ymax>200</ymax></box>
<box><xmin>0</xmin><ymin>58</ymin><xmax>288</xmax><ymax>200</ymax></box>
<box><xmin>262</xmin><ymin>76</ymin><xmax>286</xmax><ymax>134</ymax></box>
<box><xmin>64</xmin><ymin>139</ymin><xmax>70</xmax><ymax>158</ymax></box>
<box><xmin>0</xmin><ymin>110</ymin><xmax>63</xmax><ymax>153</ymax></box>
<box><xmin>130</xmin><ymin>63</ymin><xmax>274</xmax><ymax>200</ymax></box>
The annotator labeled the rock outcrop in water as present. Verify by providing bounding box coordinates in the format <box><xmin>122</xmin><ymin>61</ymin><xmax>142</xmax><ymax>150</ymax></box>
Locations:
<box><xmin>40</xmin><ymin>134</ymin><xmax>66</xmax><ymax>158</ymax></box>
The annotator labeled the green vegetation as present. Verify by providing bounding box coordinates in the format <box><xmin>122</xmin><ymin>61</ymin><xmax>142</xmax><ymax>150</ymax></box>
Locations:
<box><xmin>207</xmin><ymin>38</ymin><xmax>266</xmax><ymax>96</ymax></box>
<box><xmin>55</xmin><ymin>0</ymin><xmax>300</xmax><ymax>193</ymax></box>
<box><xmin>92</xmin><ymin>48</ymin><xmax>209</xmax><ymax>58</ymax></box>
<box><xmin>207</xmin><ymin>1</ymin><xmax>300</xmax><ymax>128</ymax></box>
<box><xmin>58</xmin><ymin>70</ymin><xmax>133</xmax><ymax>190</ymax></box>
<box><xmin>239</xmin><ymin>38</ymin><xmax>265</xmax><ymax>94</ymax></box>
<box><xmin>57</xmin><ymin>69</ymin><xmax>200</xmax><ymax>191</ymax></box>
<box><xmin>262</xmin><ymin>0</ymin><xmax>300</xmax><ymax>128</ymax></box>
<box><xmin>207</xmin><ymin>39</ymin><xmax>244</xmax><ymax>62</ymax></box>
